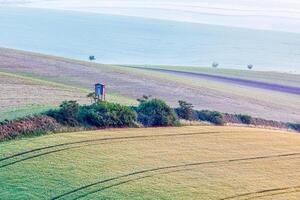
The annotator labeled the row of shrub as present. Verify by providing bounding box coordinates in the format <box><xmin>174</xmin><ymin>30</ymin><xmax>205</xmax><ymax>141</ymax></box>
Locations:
<box><xmin>287</xmin><ymin>123</ymin><xmax>300</xmax><ymax>132</ymax></box>
<box><xmin>0</xmin><ymin>97</ymin><xmax>179</xmax><ymax>141</ymax></box>
<box><xmin>173</xmin><ymin>100</ymin><xmax>251</xmax><ymax>126</ymax></box>
<box><xmin>173</xmin><ymin>100</ymin><xmax>300</xmax><ymax>132</ymax></box>
<box><xmin>46</xmin><ymin>97</ymin><xmax>179</xmax><ymax>129</ymax></box>
<box><xmin>1</xmin><ymin>98</ymin><xmax>299</xmax><ymax>141</ymax></box>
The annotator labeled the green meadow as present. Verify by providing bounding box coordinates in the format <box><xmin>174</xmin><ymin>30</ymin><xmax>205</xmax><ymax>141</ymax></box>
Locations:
<box><xmin>1</xmin><ymin>126</ymin><xmax>300</xmax><ymax>200</ymax></box>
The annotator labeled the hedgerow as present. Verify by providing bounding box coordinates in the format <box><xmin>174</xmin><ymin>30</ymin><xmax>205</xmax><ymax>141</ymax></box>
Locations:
<box><xmin>288</xmin><ymin>123</ymin><xmax>300</xmax><ymax>132</ymax></box>
<box><xmin>236</xmin><ymin>114</ymin><xmax>252</xmax><ymax>124</ymax></box>
<box><xmin>136</xmin><ymin>98</ymin><xmax>178</xmax><ymax>127</ymax></box>
<box><xmin>78</xmin><ymin>101</ymin><xmax>137</xmax><ymax>128</ymax></box>
<box><xmin>195</xmin><ymin>110</ymin><xmax>224</xmax><ymax>125</ymax></box>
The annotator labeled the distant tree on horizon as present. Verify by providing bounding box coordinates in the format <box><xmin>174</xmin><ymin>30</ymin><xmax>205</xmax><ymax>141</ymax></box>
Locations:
<box><xmin>212</xmin><ymin>62</ymin><xmax>219</xmax><ymax>68</ymax></box>
<box><xmin>89</xmin><ymin>55</ymin><xmax>96</xmax><ymax>61</ymax></box>
<box><xmin>248</xmin><ymin>64</ymin><xmax>253</xmax><ymax>70</ymax></box>
<box><xmin>87</xmin><ymin>92</ymin><xmax>97</xmax><ymax>103</ymax></box>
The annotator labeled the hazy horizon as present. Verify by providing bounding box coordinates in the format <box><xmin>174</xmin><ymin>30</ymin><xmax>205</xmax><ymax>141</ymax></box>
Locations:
<box><xmin>1</xmin><ymin>0</ymin><xmax>300</xmax><ymax>33</ymax></box>
<box><xmin>0</xmin><ymin>1</ymin><xmax>299</xmax><ymax>73</ymax></box>
<box><xmin>1</xmin><ymin>7</ymin><xmax>299</xmax><ymax>73</ymax></box>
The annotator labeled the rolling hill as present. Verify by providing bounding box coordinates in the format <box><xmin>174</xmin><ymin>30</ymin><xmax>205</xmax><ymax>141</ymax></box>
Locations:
<box><xmin>0</xmin><ymin>48</ymin><xmax>299</xmax><ymax>123</ymax></box>
<box><xmin>1</xmin><ymin>126</ymin><xmax>300</xmax><ymax>199</ymax></box>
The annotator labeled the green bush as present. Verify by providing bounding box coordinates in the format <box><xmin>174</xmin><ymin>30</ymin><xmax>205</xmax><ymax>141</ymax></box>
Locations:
<box><xmin>136</xmin><ymin>98</ymin><xmax>178</xmax><ymax>127</ymax></box>
<box><xmin>78</xmin><ymin>101</ymin><xmax>137</xmax><ymax>128</ymax></box>
<box><xmin>288</xmin><ymin>123</ymin><xmax>300</xmax><ymax>132</ymax></box>
<box><xmin>46</xmin><ymin>101</ymin><xmax>80</xmax><ymax>126</ymax></box>
<box><xmin>236</xmin><ymin>114</ymin><xmax>252</xmax><ymax>124</ymax></box>
<box><xmin>196</xmin><ymin>110</ymin><xmax>224</xmax><ymax>125</ymax></box>
<box><xmin>175</xmin><ymin>100</ymin><xmax>194</xmax><ymax>120</ymax></box>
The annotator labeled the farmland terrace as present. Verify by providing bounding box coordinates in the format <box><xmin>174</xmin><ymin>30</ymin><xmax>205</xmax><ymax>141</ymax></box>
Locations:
<box><xmin>0</xmin><ymin>48</ymin><xmax>299</xmax><ymax>122</ymax></box>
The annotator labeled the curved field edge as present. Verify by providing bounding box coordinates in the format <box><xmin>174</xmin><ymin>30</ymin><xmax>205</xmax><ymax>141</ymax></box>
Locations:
<box><xmin>1</xmin><ymin>126</ymin><xmax>300</xmax><ymax>199</ymax></box>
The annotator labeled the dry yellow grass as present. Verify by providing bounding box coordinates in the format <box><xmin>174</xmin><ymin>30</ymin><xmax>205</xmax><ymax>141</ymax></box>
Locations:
<box><xmin>0</xmin><ymin>72</ymin><xmax>88</xmax><ymax>111</ymax></box>
<box><xmin>1</xmin><ymin>126</ymin><xmax>300</xmax><ymax>199</ymax></box>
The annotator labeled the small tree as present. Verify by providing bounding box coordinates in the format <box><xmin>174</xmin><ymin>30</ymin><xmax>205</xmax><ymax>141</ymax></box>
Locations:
<box><xmin>137</xmin><ymin>95</ymin><xmax>152</xmax><ymax>103</ymax></box>
<box><xmin>236</xmin><ymin>114</ymin><xmax>252</xmax><ymax>124</ymax></box>
<box><xmin>176</xmin><ymin>100</ymin><xmax>194</xmax><ymax>120</ymax></box>
<box><xmin>247</xmin><ymin>64</ymin><xmax>253</xmax><ymax>70</ymax></box>
<box><xmin>47</xmin><ymin>101</ymin><xmax>80</xmax><ymax>126</ymax></box>
<box><xmin>87</xmin><ymin>92</ymin><xmax>97</xmax><ymax>103</ymax></box>
<box><xmin>89</xmin><ymin>55</ymin><xmax>96</xmax><ymax>61</ymax></box>
<box><xmin>212</xmin><ymin>62</ymin><xmax>219</xmax><ymax>68</ymax></box>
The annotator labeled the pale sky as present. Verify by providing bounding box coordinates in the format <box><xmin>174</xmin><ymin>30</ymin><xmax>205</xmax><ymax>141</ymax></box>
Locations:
<box><xmin>2</xmin><ymin>0</ymin><xmax>300</xmax><ymax>32</ymax></box>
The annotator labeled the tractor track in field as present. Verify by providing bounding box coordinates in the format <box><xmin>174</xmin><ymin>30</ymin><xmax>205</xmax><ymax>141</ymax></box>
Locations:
<box><xmin>0</xmin><ymin>140</ymin><xmax>132</xmax><ymax>168</ymax></box>
<box><xmin>0</xmin><ymin>131</ymin><xmax>220</xmax><ymax>168</ymax></box>
<box><xmin>74</xmin><ymin>174</ymin><xmax>300</xmax><ymax>200</ymax></box>
<box><xmin>50</xmin><ymin>152</ymin><xmax>300</xmax><ymax>200</ymax></box>
<box><xmin>220</xmin><ymin>185</ymin><xmax>300</xmax><ymax>200</ymax></box>
<box><xmin>72</xmin><ymin>168</ymin><xmax>191</xmax><ymax>200</ymax></box>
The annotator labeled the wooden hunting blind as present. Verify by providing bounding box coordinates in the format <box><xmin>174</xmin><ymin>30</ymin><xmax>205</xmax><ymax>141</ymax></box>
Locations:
<box><xmin>95</xmin><ymin>83</ymin><xmax>106</xmax><ymax>101</ymax></box>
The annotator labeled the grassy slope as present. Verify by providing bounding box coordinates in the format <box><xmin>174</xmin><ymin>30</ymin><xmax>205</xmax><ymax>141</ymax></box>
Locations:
<box><xmin>0</xmin><ymin>105</ymin><xmax>54</xmax><ymax>122</ymax></box>
<box><xmin>0</xmin><ymin>71</ymin><xmax>136</xmax><ymax>105</ymax></box>
<box><xmin>0</xmin><ymin>47</ymin><xmax>299</xmax><ymax>122</ymax></box>
<box><xmin>0</xmin><ymin>71</ymin><xmax>136</xmax><ymax>121</ymax></box>
<box><xmin>1</xmin><ymin>126</ymin><xmax>300</xmax><ymax>199</ymax></box>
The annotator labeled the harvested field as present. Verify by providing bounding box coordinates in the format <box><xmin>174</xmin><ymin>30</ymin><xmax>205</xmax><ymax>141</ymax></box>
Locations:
<box><xmin>1</xmin><ymin>126</ymin><xmax>300</xmax><ymax>199</ymax></box>
<box><xmin>0</xmin><ymin>72</ymin><xmax>87</xmax><ymax>112</ymax></box>
<box><xmin>0</xmin><ymin>48</ymin><xmax>299</xmax><ymax>122</ymax></box>
<box><xmin>0</xmin><ymin>71</ymin><xmax>92</xmax><ymax>121</ymax></box>
<box><xmin>0</xmin><ymin>71</ymin><xmax>135</xmax><ymax>121</ymax></box>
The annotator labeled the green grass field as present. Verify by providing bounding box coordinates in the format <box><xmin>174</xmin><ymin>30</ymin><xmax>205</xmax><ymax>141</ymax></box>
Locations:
<box><xmin>1</xmin><ymin>126</ymin><xmax>300</xmax><ymax>200</ymax></box>
<box><xmin>0</xmin><ymin>104</ymin><xmax>54</xmax><ymax>122</ymax></box>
